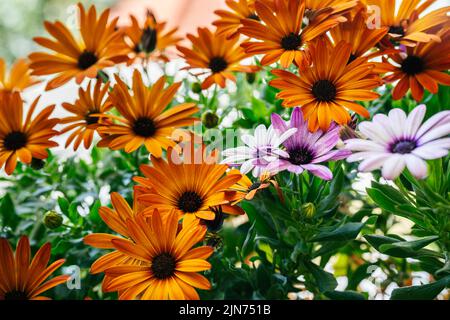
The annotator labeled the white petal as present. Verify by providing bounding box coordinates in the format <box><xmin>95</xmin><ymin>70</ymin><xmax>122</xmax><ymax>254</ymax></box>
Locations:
<box><xmin>405</xmin><ymin>104</ymin><xmax>426</xmax><ymax>138</ymax></box>
<box><xmin>276</xmin><ymin>127</ymin><xmax>297</xmax><ymax>145</ymax></box>
<box><xmin>358</xmin><ymin>153</ymin><xmax>391</xmax><ymax>172</ymax></box>
<box><xmin>358</xmin><ymin>122</ymin><xmax>392</xmax><ymax>143</ymax></box>
<box><xmin>412</xmin><ymin>145</ymin><xmax>449</xmax><ymax>160</ymax></box>
<box><xmin>416</xmin><ymin>110</ymin><xmax>450</xmax><ymax>140</ymax></box>
<box><xmin>345</xmin><ymin>139</ymin><xmax>386</xmax><ymax>152</ymax></box>
<box><xmin>241</xmin><ymin>134</ymin><xmax>256</xmax><ymax>147</ymax></box>
<box><xmin>417</xmin><ymin>124</ymin><xmax>450</xmax><ymax>145</ymax></box>
<box><xmin>381</xmin><ymin>155</ymin><xmax>406</xmax><ymax>180</ymax></box>
<box><xmin>405</xmin><ymin>154</ymin><xmax>428</xmax><ymax>180</ymax></box>
<box><xmin>388</xmin><ymin>109</ymin><xmax>407</xmax><ymax>139</ymax></box>
<box><xmin>254</xmin><ymin>124</ymin><xmax>268</xmax><ymax>146</ymax></box>
<box><xmin>240</xmin><ymin>159</ymin><xmax>256</xmax><ymax>175</ymax></box>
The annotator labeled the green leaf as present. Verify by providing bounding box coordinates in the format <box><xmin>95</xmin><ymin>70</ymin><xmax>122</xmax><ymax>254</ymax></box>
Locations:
<box><xmin>325</xmin><ymin>290</ymin><xmax>366</xmax><ymax>300</ymax></box>
<box><xmin>311</xmin><ymin>222</ymin><xmax>365</xmax><ymax>242</ymax></box>
<box><xmin>364</xmin><ymin>234</ymin><xmax>404</xmax><ymax>251</ymax></box>
<box><xmin>0</xmin><ymin>194</ymin><xmax>18</xmax><ymax>229</ymax></box>
<box><xmin>305</xmin><ymin>261</ymin><xmax>337</xmax><ymax>293</ymax></box>
<box><xmin>390</xmin><ymin>276</ymin><xmax>450</xmax><ymax>300</ymax></box>
<box><xmin>88</xmin><ymin>200</ymin><xmax>102</xmax><ymax>225</ymax></box>
<box><xmin>242</xmin><ymin>221</ymin><xmax>256</xmax><ymax>258</ymax></box>
<box><xmin>57</xmin><ymin>197</ymin><xmax>70</xmax><ymax>215</ymax></box>
<box><xmin>379</xmin><ymin>236</ymin><xmax>439</xmax><ymax>258</ymax></box>
<box><xmin>366</xmin><ymin>188</ymin><xmax>396</xmax><ymax>212</ymax></box>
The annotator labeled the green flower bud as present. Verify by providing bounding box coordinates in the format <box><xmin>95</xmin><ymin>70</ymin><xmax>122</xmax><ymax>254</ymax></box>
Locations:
<box><xmin>43</xmin><ymin>211</ymin><xmax>63</xmax><ymax>229</ymax></box>
<box><xmin>301</xmin><ymin>202</ymin><xmax>316</xmax><ymax>219</ymax></box>
<box><xmin>202</xmin><ymin>111</ymin><xmax>219</xmax><ymax>129</ymax></box>
<box><xmin>30</xmin><ymin>158</ymin><xmax>45</xmax><ymax>170</ymax></box>
<box><xmin>191</xmin><ymin>82</ymin><xmax>203</xmax><ymax>94</ymax></box>
<box><xmin>246</xmin><ymin>72</ymin><xmax>257</xmax><ymax>84</ymax></box>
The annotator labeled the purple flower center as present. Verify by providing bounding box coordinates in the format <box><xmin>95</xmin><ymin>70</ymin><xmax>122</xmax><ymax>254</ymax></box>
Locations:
<box><xmin>390</xmin><ymin>139</ymin><xmax>417</xmax><ymax>154</ymax></box>
<box><xmin>288</xmin><ymin>147</ymin><xmax>314</xmax><ymax>165</ymax></box>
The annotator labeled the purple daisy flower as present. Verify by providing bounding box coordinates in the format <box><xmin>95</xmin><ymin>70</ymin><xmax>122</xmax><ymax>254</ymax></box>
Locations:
<box><xmin>268</xmin><ymin>107</ymin><xmax>350</xmax><ymax>180</ymax></box>
<box><xmin>345</xmin><ymin>105</ymin><xmax>450</xmax><ymax>180</ymax></box>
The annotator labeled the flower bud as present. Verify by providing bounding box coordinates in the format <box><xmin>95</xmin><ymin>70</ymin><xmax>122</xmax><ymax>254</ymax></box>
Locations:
<box><xmin>191</xmin><ymin>82</ymin><xmax>203</xmax><ymax>94</ymax></box>
<box><xmin>43</xmin><ymin>211</ymin><xmax>63</xmax><ymax>229</ymax></box>
<box><xmin>202</xmin><ymin>111</ymin><xmax>219</xmax><ymax>129</ymax></box>
<box><xmin>30</xmin><ymin>158</ymin><xmax>46</xmax><ymax>170</ymax></box>
<box><xmin>246</xmin><ymin>72</ymin><xmax>257</xmax><ymax>84</ymax></box>
<box><xmin>301</xmin><ymin>202</ymin><xmax>316</xmax><ymax>219</ymax></box>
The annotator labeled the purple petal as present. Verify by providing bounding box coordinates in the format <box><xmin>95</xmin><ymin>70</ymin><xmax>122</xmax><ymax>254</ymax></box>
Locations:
<box><xmin>287</xmin><ymin>165</ymin><xmax>304</xmax><ymax>175</ymax></box>
<box><xmin>271</xmin><ymin>113</ymin><xmax>288</xmax><ymax>132</ymax></box>
<box><xmin>266</xmin><ymin>159</ymin><xmax>291</xmax><ymax>174</ymax></box>
<box><xmin>302</xmin><ymin>164</ymin><xmax>333</xmax><ymax>180</ymax></box>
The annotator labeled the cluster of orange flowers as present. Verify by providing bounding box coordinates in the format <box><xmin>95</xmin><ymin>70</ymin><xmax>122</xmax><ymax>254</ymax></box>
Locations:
<box><xmin>0</xmin><ymin>0</ymin><xmax>449</xmax><ymax>300</ymax></box>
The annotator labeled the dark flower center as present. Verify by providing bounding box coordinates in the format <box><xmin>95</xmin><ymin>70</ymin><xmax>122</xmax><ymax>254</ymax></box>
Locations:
<box><xmin>209</xmin><ymin>57</ymin><xmax>228</xmax><ymax>73</ymax></box>
<box><xmin>178</xmin><ymin>191</ymin><xmax>203</xmax><ymax>213</ymax></box>
<box><xmin>248</xmin><ymin>13</ymin><xmax>260</xmax><ymax>21</ymax></box>
<box><xmin>288</xmin><ymin>147</ymin><xmax>314</xmax><ymax>165</ymax></box>
<box><xmin>391</xmin><ymin>140</ymin><xmax>417</xmax><ymax>154</ymax></box>
<box><xmin>312</xmin><ymin>80</ymin><xmax>337</xmax><ymax>102</ymax></box>
<box><xmin>151</xmin><ymin>253</ymin><xmax>176</xmax><ymax>279</ymax></box>
<box><xmin>77</xmin><ymin>50</ymin><xmax>98</xmax><ymax>70</ymax></box>
<box><xmin>85</xmin><ymin>112</ymin><xmax>100</xmax><ymax>125</ymax></box>
<box><xmin>401</xmin><ymin>55</ymin><xmax>425</xmax><ymax>75</ymax></box>
<box><xmin>281</xmin><ymin>33</ymin><xmax>302</xmax><ymax>51</ymax></box>
<box><xmin>203</xmin><ymin>207</ymin><xmax>226</xmax><ymax>232</ymax></box>
<box><xmin>348</xmin><ymin>54</ymin><xmax>357</xmax><ymax>64</ymax></box>
<box><xmin>388</xmin><ymin>25</ymin><xmax>405</xmax><ymax>36</ymax></box>
<box><xmin>248</xmin><ymin>182</ymin><xmax>262</xmax><ymax>192</ymax></box>
<box><xmin>141</xmin><ymin>27</ymin><xmax>158</xmax><ymax>53</ymax></box>
<box><xmin>3</xmin><ymin>131</ymin><xmax>27</xmax><ymax>151</ymax></box>
<box><xmin>4</xmin><ymin>290</ymin><xmax>28</xmax><ymax>300</ymax></box>
<box><xmin>133</xmin><ymin>117</ymin><xmax>157</xmax><ymax>137</ymax></box>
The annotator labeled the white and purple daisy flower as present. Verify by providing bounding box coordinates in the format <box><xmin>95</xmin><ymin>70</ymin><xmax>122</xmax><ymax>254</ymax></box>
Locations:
<box><xmin>267</xmin><ymin>107</ymin><xmax>350</xmax><ymax>180</ymax></box>
<box><xmin>345</xmin><ymin>105</ymin><xmax>450</xmax><ymax>180</ymax></box>
<box><xmin>221</xmin><ymin>124</ymin><xmax>297</xmax><ymax>177</ymax></box>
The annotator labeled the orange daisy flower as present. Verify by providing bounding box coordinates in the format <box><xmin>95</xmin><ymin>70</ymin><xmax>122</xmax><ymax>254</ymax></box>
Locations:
<box><xmin>270</xmin><ymin>38</ymin><xmax>382</xmax><ymax>132</ymax></box>
<box><xmin>84</xmin><ymin>191</ymin><xmax>149</xmax><ymax>291</ymax></box>
<box><xmin>0</xmin><ymin>236</ymin><xmax>69</xmax><ymax>300</ymax></box>
<box><xmin>0</xmin><ymin>93</ymin><xmax>59</xmax><ymax>175</ymax></box>
<box><xmin>238</xmin><ymin>0</ymin><xmax>345</xmax><ymax>68</ymax></box>
<box><xmin>29</xmin><ymin>4</ymin><xmax>128</xmax><ymax>90</ymax></box>
<box><xmin>97</xmin><ymin>70</ymin><xmax>198</xmax><ymax>156</ymax></box>
<box><xmin>60</xmin><ymin>80</ymin><xmax>113</xmax><ymax>150</ymax></box>
<box><xmin>133</xmin><ymin>145</ymin><xmax>244</xmax><ymax>223</ymax></box>
<box><xmin>364</xmin><ymin>0</ymin><xmax>449</xmax><ymax>46</ymax></box>
<box><xmin>304</xmin><ymin>0</ymin><xmax>358</xmax><ymax>23</ymax></box>
<box><xmin>0</xmin><ymin>58</ymin><xmax>40</xmax><ymax>95</ymax></box>
<box><xmin>213</xmin><ymin>0</ymin><xmax>259</xmax><ymax>39</ymax></box>
<box><xmin>124</xmin><ymin>11</ymin><xmax>181</xmax><ymax>65</ymax></box>
<box><xmin>384</xmin><ymin>28</ymin><xmax>450</xmax><ymax>102</ymax></box>
<box><xmin>329</xmin><ymin>9</ymin><xmax>392</xmax><ymax>73</ymax></box>
<box><xmin>227</xmin><ymin>169</ymin><xmax>283</xmax><ymax>204</ymax></box>
<box><xmin>103</xmin><ymin>209</ymin><xmax>213</xmax><ymax>300</ymax></box>
<box><xmin>177</xmin><ymin>27</ymin><xmax>259</xmax><ymax>89</ymax></box>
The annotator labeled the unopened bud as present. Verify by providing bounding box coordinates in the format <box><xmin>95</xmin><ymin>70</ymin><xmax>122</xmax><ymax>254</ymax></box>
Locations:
<box><xmin>301</xmin><ymin>202</ymin><xmax>316</xmax><ymax>219</ymax></box>
<box><xmin>202</xmin><ymin>111</ymin><xmax>219</xmax><ymax>129</ymax></box>
<box><xmin>30</xmin><ymin>158</ymin><xmax>45</xmax><ymax>170</ymax></box>
<box><xmin>246</xmin><ymin>72</ymin><xmax>257</xmax><ymax>84</ymax></box>
<box><xmin>191</xmin><ymin>82</ymin><xmax>203</xmax><ymax>94</ymax></box>
<box><xmin>43</xmin><ymin>211</ymin><xmax>63</xmax><ymax>229</ymax></box>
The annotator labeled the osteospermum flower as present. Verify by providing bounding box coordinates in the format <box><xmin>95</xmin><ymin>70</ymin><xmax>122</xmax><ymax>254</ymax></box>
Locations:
<box><xmin>329</xmin><ymin>9</ymin><xmax>392</xmax><ymax>73</ymax></box>
<box><xmin>227</xmin><ymin>169</ymin><xmax>283</xmax><ymax>204</ymax></box>
<box><xmin>60</xmin><ymin>80</ymin><xmax>112</xmax><ymax>150</ymax></box>
<box><xmin>84</xmin><ymin>191</ymin><xmax>149</xmax><ymax>290</ymax></box>
<box><xmin>267</xmin><ymin>107</ymin><xmax>350</xmax><ymax>180</ymax></box>
<box><xmin>0</xmin><ymin>58</ymin><xmax>40</xmax><ymax>95</ymax></box>
<box><xmin>0</xmin><ymin>93</ymin><xmax>59</xmax><ymax>175</ymax></box>
<box><xmin>104</xmin><ymin>209</ymin><xmax>213</xmax><ymax>300</ymax></box>
<box><xmin>270</xmin><ymin>39</ymin><xmax>382</xmax><ymax>132</ymax></box>
<box><xmin>384</xmin><ymin>28</ymin><xmax>450</xmax><ymax>102</ymax></box>
<box><xmin>97</xmin><ymin>70</ymin><xmax>198</xmax><ymax>156</ymax></box>
<box><xmin>134</xmin><ymin>146</ymin><xmax>244</xmax><ymax>222</ymax></box>
<box><xmin>239</xmin><ymin>0</ymin><xmax>344</xmax><ymax>68</ymax></box>
<box><xmin>124</xmin><ymin>11</ymin><xmax>181</xmax><ymax>65</ymax></box>
<box><xmin>221</xmin><ymin>124</ymin><xmax>297</xmax><ymax>177</ymax></box>
<box><xmin>177</xmin><ymin>27</ymin><xmax>259</xmax><ymax>89</ymax></box>
<box><xmin>213</xmin><ymin>0</ymin><xmax>259</xmax><ymax>39</ymax></box>
<box><xmin>345</xmin><ymin>105</ymin><xmax>450</xmax><ymax>180</ymax></box>
<box><xmin>0</xmin><ymin>236</ymin><xmax>69</xmax><ymax>300</ymax></box>
<box><xmin>304</xmin><ymin>0</ymin><xmax>358</xmax><ymax>23</ymax></box>
<box><xmin>29</xmin><ymin>4</ymin><xmax>128</xmax><ymax>90</ymax></box>
<box><xmin>363</xmin><ymin>0</ymin><xmax>449</xmax><ymax>46</ymax></box>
